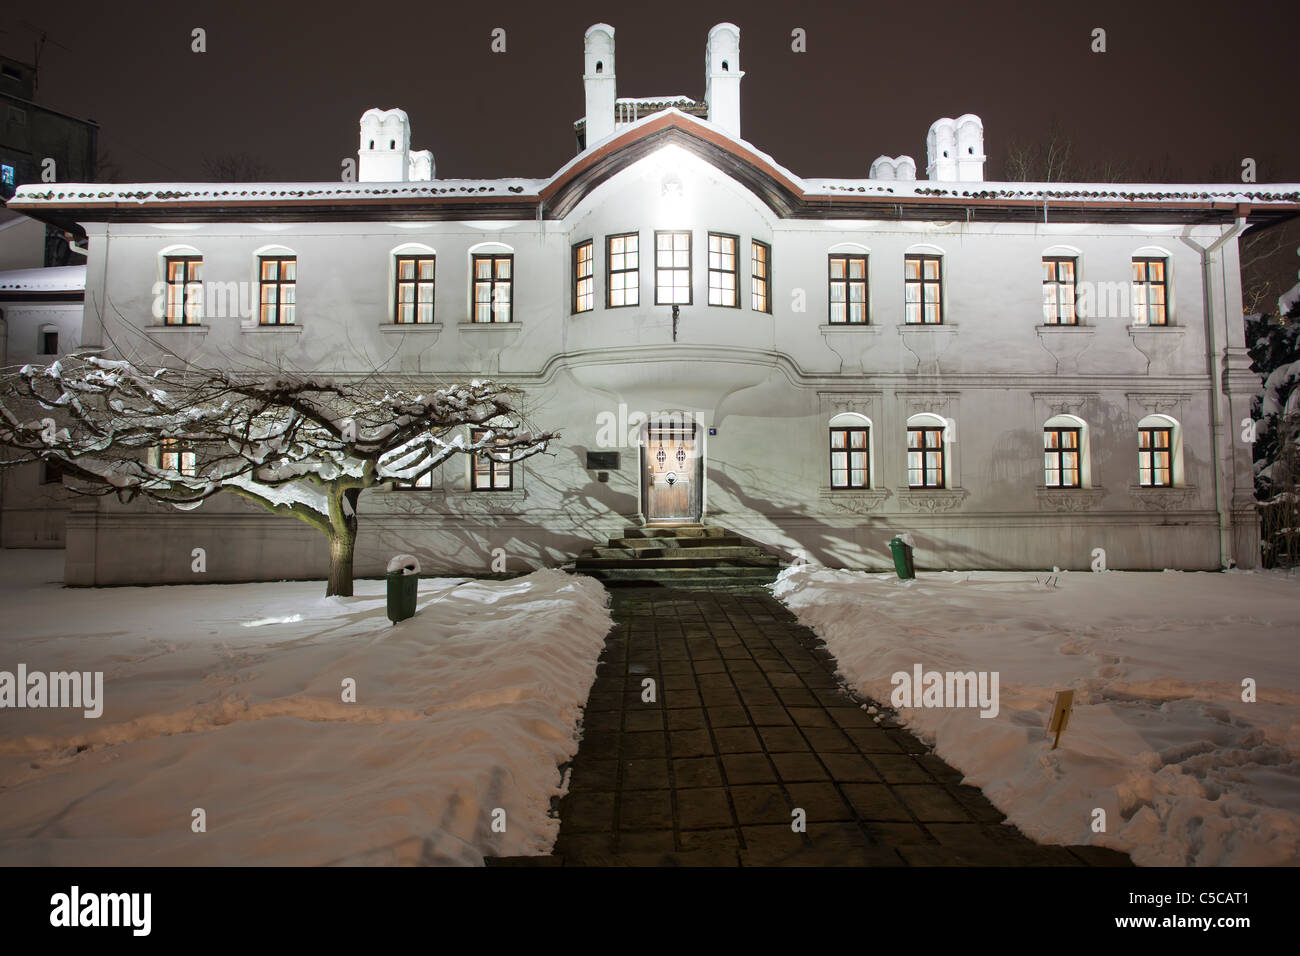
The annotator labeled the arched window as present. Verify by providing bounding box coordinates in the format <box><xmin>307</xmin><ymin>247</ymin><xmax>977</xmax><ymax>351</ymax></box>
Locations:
<box><xmin>827</xmin><ymin>243</ymin><xmax>869</xmax><ymax>324</ymax></box>
<box><xmin>904</xmin><ymin>244</ymin><xmax>944</xmax><ymax>325</ymax></box>
<box><xmin>1137</xmin><ymin>414</ymin><xmax>1181</xmax><ymax>487</ymax></box>
<box><xmin>253</xmin><ymin>244</ymin><xmax>297</xmax><ymax>326</ymax></box>
<box><xmin>1042</xmin><ymin>245</ymin><xmax>1081</xmax><ymax>325</ymax></box>
<box><xmin>829</xmin><ymin>412</ymin><xmax>872</xmax><ymax>489</ymax></box>
<box><xmin>158</xmin><ymin>245</ymin><xmax>203</xmax><ymax>326</ymax></box>
<box><xmin>1043</xmin><ymin>414</ymin><xmax>1089</xmax><ymax>488</ymax></box>
<box><xmin>906</xmin><ymin>413</ymin><xmax>948</xmax><ymax>489</ymax></box>
<box><xmin>390</xmin><ymin>243</ymin><xmax>436</xmax><ymax>324</ymax></box>
<box><xmin>469</xmin><ymin>242</ymin><xmax>515</xmax><ymax>323</ymax></box>
<box><xmin>1132</xmin><ymin>246</ymin><xmax>1172</xmax><ymax>326</ymax></box>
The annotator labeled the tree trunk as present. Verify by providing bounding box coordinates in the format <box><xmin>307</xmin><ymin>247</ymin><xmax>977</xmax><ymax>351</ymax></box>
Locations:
<box><xmin>324</xmin><ymin>485</ymin><xmax>361</xmax><ymax>597</ymax></box>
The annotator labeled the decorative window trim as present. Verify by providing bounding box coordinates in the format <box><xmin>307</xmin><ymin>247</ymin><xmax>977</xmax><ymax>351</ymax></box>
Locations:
<box><xmin>817</xmin><ymin>487</ymin><xmax>891</xmax><ymax>514</ymax></box>
<box><xmin>1035</xmin><ymin>486</ymin><xmax>1106</xmax><ymax>512</ymax></box>
<box><xmin>1128</xmin><ymin>483</ymin><xmax>1199</xmax><ymax>511</ymax></box>
<box><xmin>895</xmin><ymin>487</ymin><xmax>968</xmax><ymax>513</ymax></box>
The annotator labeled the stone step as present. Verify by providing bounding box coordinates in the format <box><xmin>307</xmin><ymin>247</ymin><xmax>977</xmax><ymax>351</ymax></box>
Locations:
<box><xmin>609</xmin><ymin>535</ymin><xmax>745</xmax><ymax>550</ymax></box>
<box><xmin>590</xmin><ymin>545</ymin><xmax>770</xmax><ymax>561</ymax></box>
<box><xmin>575</xmin><ymin>553</ymin><xmax>780</xmax><ymax>570</ymax></box>
<box><xmin>621</xmin><ymin>526</ymin><xmax>729</xmax><ymax>539</ymax></box>
<box><xmin>578</xmin><ymin>566</ymin><xmax>780</xmax><ymax>586</ymax></box>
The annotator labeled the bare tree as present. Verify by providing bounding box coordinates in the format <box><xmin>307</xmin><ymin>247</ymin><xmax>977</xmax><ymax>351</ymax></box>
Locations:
<box><xmin>200</xmin><ymin>153</ymin><xmax>271</xmax><ymax>182</ymax></box>
<box><xmin>0</xmin><ymin>354</ymin><xmax>555</xmax><ymax>595</ymax></box>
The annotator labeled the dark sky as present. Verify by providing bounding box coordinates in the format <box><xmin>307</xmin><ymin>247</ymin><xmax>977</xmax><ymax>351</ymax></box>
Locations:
<box><xmin>5</xmin><ymin>0</ymin><xmax>1299</xmax><ymax>184</ymax></box>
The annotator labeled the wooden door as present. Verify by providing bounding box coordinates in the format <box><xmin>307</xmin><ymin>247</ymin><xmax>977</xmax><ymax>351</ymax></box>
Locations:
<box><xmin>644</xmin><ymin>421</ymin><xmax>701</xmax><ymax>522</ymax></box>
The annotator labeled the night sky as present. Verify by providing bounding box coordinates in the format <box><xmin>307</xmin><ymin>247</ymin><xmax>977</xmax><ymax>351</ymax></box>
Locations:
<box><xmin>4</xmin><ymin>0</ymin><xmax>1299</xmax><ymax>184</ymax></box>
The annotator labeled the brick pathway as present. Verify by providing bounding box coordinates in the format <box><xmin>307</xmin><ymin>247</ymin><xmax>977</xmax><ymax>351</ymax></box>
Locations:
<box><xmin>489</xmin><ymin>586</ymin><xmax>1132</xmax><ymax>867</ymax></box>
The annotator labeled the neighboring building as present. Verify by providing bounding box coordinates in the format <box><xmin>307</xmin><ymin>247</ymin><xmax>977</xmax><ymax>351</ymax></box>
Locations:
<box><xmin>0</xmin><ymin>54</ymin><xmax>98</xmax><ymax>266</ymax></box>
<box><xmin>8</xmin><ymin>23</ymin><xmax>1300</xmax><ymax>585</ymax></box>
<box><xmin>0</xmin><ymin>264</ymin><xmax>85</xmax><ymax>546</ymax></box>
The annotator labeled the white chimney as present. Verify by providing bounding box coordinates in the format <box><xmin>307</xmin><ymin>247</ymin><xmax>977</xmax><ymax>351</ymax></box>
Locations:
<box><xmin>927</xmin><ymin>114</ymin><xmax>985</xmax><ymax>182</ymax></box>
<box><xmin>870</xmin><ymin>155</ymin><xmax>917</xmax><ymax>180</ymax></box>
<box><xmin>583</xmin><ymin>24</ymin><xmax>617</xmax><ymax>147</ymax></box>
<box><xmin>705</xmin><ymin>23</ymin><xmax>743</xmax><ymax>139</ymax></box>
<box><xmin>359</xmin><ymin>108</ymin><xmax>411</xmax><ymax>182</ymax></box>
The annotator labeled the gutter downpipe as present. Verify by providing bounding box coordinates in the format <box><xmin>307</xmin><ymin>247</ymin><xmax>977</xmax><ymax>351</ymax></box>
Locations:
<box><xmin>1200</xmin><ymin>210</ymin><xmax>1248</xmax><ymax>569</ymax></box>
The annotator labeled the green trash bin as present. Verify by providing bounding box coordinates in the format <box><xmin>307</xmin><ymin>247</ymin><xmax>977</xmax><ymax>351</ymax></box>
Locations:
<box><xmin>386</xmin><ymin>554</ymin><xmax>420</xmax><ymax>623</ymax></box>
<box><xmin>888</xmin><ymin>536</ymin><xmax>915</xmax><ymax>580</ymax></box>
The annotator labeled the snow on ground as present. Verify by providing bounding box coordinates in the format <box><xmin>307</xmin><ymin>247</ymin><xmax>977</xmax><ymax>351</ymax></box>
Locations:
<box><xmin>0</xmin><ymin>549</ymin><xmax>611</xmax><ymax>865</ymax></box>
<box><xmin>771</xmin><ymin>565</ymin><xmax>1300</xmax><ymax>866</ymax></box>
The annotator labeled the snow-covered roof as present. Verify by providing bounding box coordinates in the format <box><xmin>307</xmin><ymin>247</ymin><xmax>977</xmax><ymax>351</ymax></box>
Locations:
<box><xmin>803</xmin><ymin>179</ymin><xmax>1300</xmax><ymax>204</ymax></box>
<box><xmin>9</xmin><ymin>179</ymin><xmax>548</xmax><ymax>206</ymax></box>
<box><xmin>0</xmin><ymin>265</ymin><xmax>86</xmax><ymax>293</ymax></box>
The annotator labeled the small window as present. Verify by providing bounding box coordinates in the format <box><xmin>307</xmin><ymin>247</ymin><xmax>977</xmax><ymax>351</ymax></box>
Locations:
<box><xmin>1132</xmin><ymin>257</ymin><xmax>1168</xmax><ymax>326</ymax></box>
<box><xmin>606</xmin><ymin>233</ymin><xmax>639</xmax><ymax>308</ymax></box>
<box><xmin>472</xmin><ymin>254</ymin><xmax>514</xmax><ymax>323</ymax></box>
<box><xmin>395</xmin><ymin>255</ymin><xmax>435</xmax><ymax>324</ymax></box>
<box><xmin>471</xmin><ymin>428</ymin><xmax>514</xmax><ymax>490</ymax></box>
<box><xmin>41</xmin><ymin>330</ymin><xmax>58</xmax><ymax>355</ymax></box>
<box><xmin>1138</xmin><ymin>427</ymin><xmax>1173</xmax><ymax>487</ymax></box>
<box><xmin>707</xmin><ymin>233</ymin><xmax>739</xmax><ymax>307</ymax></box>
<box><xmin>830</xmin><ymin>427</ymin><xmax>870</xmax><ymax>489</ymax></box>
<box><xmin>259</xmin><ymin>256</ymin><xmax>297</xmax><ymax>325</ymax></box>
<box><xmin>573</xmin><ymin>240</ymin><xmax>594</xmax><ymax>314</ymax></box>
<box><xmin>828</xmin><ymin>254</ymin><xmax>868</xmax><ymax>324</ymax></box>
<box><xmin>1043</xmin><ymin>427</ymin><xmax>1081</xmax><ymax>488</ymax></box>
<box><xmin>1042</xmin><ymin>257</ymin><xmax>1077</xmax><ymax>325</ymax></box>
<box><xmin>907</xmin><ymin>426</ymin><xmax>945</xmax><ymax>488</ymax></box>
<box><xmin>164</xmin><ymin>256</ymin><xmax>203</xmax><ymax>325</ymax></box>
<box><xmin>751</xmin><ymin>240</ymin><xmax>771</xmax><ymax>313</ymax></box>
<box><xmin>905</xmin><ymin>255</ymin><xmax>943</xmax><ymax>324</ymax></box>
<box><xmin>654</xmin><ymin>230</ymin><xmax>692</xmax><ymax>305</ymax></box>
<box><xmin>160</xmin><ymin>439</ymin><xmax>197</xmax><ymax>477</ymax></box>
<box><xmin>40</xmin><ymin>459</ymin><xmax>64</xmax><ymax>485</ymax></box>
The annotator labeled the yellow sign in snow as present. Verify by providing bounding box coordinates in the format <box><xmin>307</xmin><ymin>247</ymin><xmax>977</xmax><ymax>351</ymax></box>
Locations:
<box><xmin>1047</xmin><ymin>690</ymin><xmax>1074</xmax><ymax>750</ymax></box>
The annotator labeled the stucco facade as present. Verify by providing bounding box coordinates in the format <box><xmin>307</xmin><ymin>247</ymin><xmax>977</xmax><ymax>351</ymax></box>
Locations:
<box><xmin>8</xmin><ymin>23</ymin><xmax>1293</xmax><ymax>585</ymax></box>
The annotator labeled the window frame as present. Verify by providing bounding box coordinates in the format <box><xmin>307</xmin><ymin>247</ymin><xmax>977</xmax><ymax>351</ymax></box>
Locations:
<box><xmin>904</xmin><ymin>254</ymin><xmax>944</xmax><ymax>325</ymax></box>
<box><xmin>1043</xmin><ymin>426</ymin><xmax>1082</xmax><ymax>488</ymax></box>
<box><xmin>606</xmin><ymin>232</ymin><xmax>640</xmax><ymax>308</ymax></box>
<box><xmin>470</xmin><ymin>427</ymin><xmax>514</xmax><ymax>491</ymax></box>
<box><xmin>472</xmin><ymin>253</ymin><xmax>515</xmax><ymax>324</ymax></box>
<box><xmin>1132</xmin><ymin>256</ymin><xmax>1168</xmax><ymax>326</ymax></box>
<box><xmin>829</xmin><ymin>426</ymin><xmax>870</xmax><ymax>490</ymax></box>
<box><xmin>394</xmin><ymin>254</ymin><xmax>436</xmax><ymax>325</ymax></box>
<box><xmin>258</xmin><ymin>255</ymin><xmax>297</xmax><ymax>326</ymax></box>
<box><xmin>828</xmin><ymin>253</ymin><xmax>869</xmax><ymax>325</ymax></box>
<box><xmin>159</xmin><ymin>439</ymin><xmax>197</xmax><ymax>478</ymax></box>
<box><xmin>572</xmin><ymin>239</ymin><xmax>595</xmax><ymax>315</ymax></box>
<box><xmin>751</xmin><ymin>239</ymin><xmax>771</xmax><ymax>314</ymax></box>
<box><xmin>907</xmin><ymin>426</ymin><xmax>946</xmax><ymax>489</ymax></box>
<box><xmin>654</xmin><ymin>229</ymin><xmax>693</xmax><ymax>306</ymax></box>
<box><xmin>164</xmin><ymin>255</ymin><xmax>203</xmax><ymax>326</ymax></box>
<box><xmin>1042</xmin><ymin>256</ymin><xmax>1078</xmax><ymax>326</ymax></box>
<box><xmin>707</xmin><ymin>231</ymin><xmax>740</xmax><ymax>308</ymax></box>
<box><xmin>1138</xmin><ymin>426</ymin><xmax>1173</xmax><ymax>487</ymax></box>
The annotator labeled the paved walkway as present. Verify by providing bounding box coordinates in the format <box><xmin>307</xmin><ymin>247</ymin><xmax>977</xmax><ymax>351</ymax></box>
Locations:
<box><xmin>492</xmin><ymin>586</ymin><xmax>1132</xmax><ymax>867</ymax></box>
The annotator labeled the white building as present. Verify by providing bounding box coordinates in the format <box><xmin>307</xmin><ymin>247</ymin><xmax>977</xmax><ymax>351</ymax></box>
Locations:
<box><xmin>8</xmin><ymin>23</ymin><xmax>1299</xmax><ymax>585</ymax></box>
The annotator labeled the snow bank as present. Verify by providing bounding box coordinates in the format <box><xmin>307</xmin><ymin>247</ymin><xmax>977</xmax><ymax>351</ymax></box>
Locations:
<box><xmin>0</xmin><ymin>551</ymin><xmax>611</xmax><ymax>865</ymax></box>
<box><xmin>771</xmin><ymin>564</ymin><xmax>1300</xmax><ymax>866</ymax></box>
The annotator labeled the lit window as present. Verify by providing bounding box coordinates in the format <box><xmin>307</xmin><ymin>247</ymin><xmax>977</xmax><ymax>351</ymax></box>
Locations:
<box><xmin>395</xmin><ymin>255</ymin><xmax>435</xmax><ymax>324</ymax></box>
<box><xmin>471</xmin><ymin>428</ymin><xmax>514</xmax><ymax>490</ymax></box>
<box><xmin>655</xmin><ymin>230</ymin><xmax>692</xmax><ymax>305</ymax></box>
<box><xmin>160</xmin><ymin>439</ymin><xmax>197</xmax><ymax>477</ymax></box>
<box><xmin>904</xmin><ymin>255</ymin><xmax>943</xmax><ymax>324</ymax></box>
<box><xmin>259</xmin><ymin>256</ymin><xmax>297</xmax><ymax>325</ymax></box>
<box><xmin>607</xmin><ymin>233</ymin><xmax>639</xmax><ymax>307</ymax></box>
<box><xmin>1138</xmin><ymin>427</ymin><xmax>1172</xmax><ymax>487</ymax></box>
<box><xmin>1132</xmin><ymin>257</ymin><xmax>1168</xmax><ymax>326</ymax></box>
<box><xmin>907</xmin><ymin>427</ymin><xmax>945</xmax><ymax>488</ymax></box>
<box><xmin>473</xmin><ymin>254</ymin><xmax>513</xmax><ymax>323</ymax></box>
<box><xmin>1042</xmin><ymin>257</ymin><xmax>1077</xmax><ymax>325</ymax></box>
<box><xmin>707</xmin><ymin>233</ymin><xmax>738</xmax><ymax>307</ymax></box>
<box><xmin>830</xmin><ymin>427</ymin><xmax>869</xmax><ymax>489</ymax></box>
<box><xmin>164</xmin><ymin>256</ymin><xmax>202</xmax><ymax>325</ymax></box>
<box><xmin>573</xmin><ymin>240</ymin><xmax>594</xmax><ymax>314</ymax></box>
<box><xmin>1043</xmin><ymin>427</ymin><xmax>1081</xmax><ymax>487</ymax></box>
<box><xmin>828</xmin><ymin>254</ymin><xmax>868</xmax><ymax>324</ymax></box>
<box><xmin>751</xmin><ymin>240</ymin><xmax>771</xmax><ymax>313</ymax></box>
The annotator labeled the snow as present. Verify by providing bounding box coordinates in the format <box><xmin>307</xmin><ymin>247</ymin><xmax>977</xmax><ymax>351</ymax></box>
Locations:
<box><xmin>387</xmin><ymin>554</ymin><xmax>421</xmax><ymax>575</ymax></box>
<box><xmin>1280</xmin><ymin>281</ymin><xmax>1300</xmax><ymax>318</ymax></box>
<box><xmin>771</xmin><ymin>564</ymin><xmax>1300</xmax><ymax>866</ymax></box>
<box><xmin>0</xmin><ymin>265</ymin><xmax>86</xmax><ymax>293</ymax></box>
<box><xmin>0</xmin><ymin>550</ymin><xmax>611</xmax><ymax>865</ymax></box>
